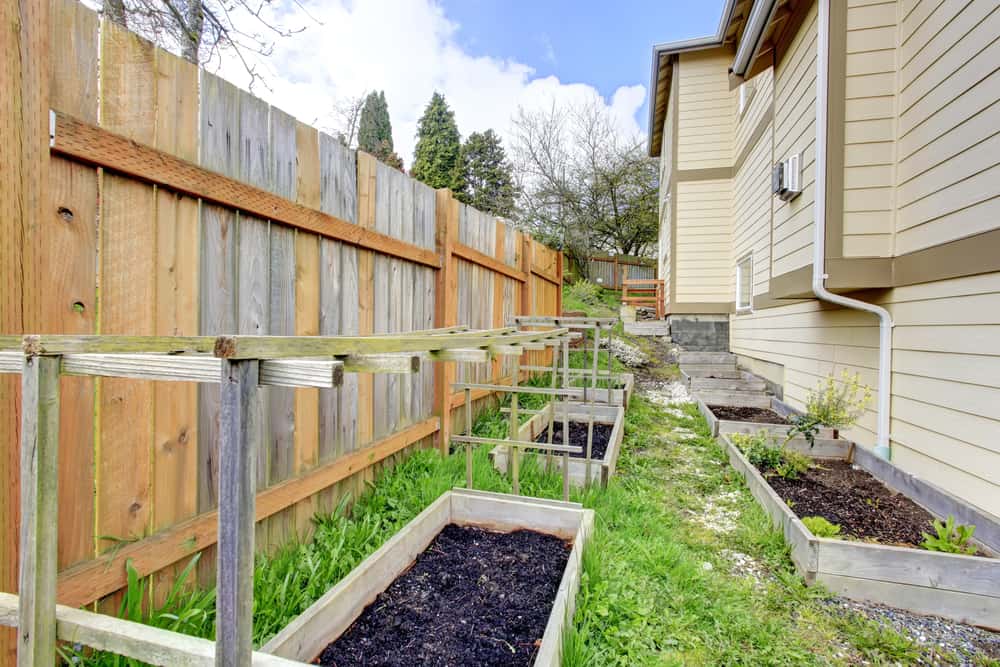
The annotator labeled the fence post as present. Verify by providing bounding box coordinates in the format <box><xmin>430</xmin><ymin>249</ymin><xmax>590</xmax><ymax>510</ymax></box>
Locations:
<box><xmin>356</xmin><ymin>152</ymin><xmax>377</xmax><ymax>450</ymax></box>
<box><xmin>216</xmin><ymin>359</ymin><xmax>260</xmax><ymax>667</ymax></box>
<box><xmin>520</xmin><ymin>234</ymin><xmax>534</xmax><ymax>317</ymax></box>
<box><xmin>433</xmin><ymin>190</ymin><xmax>458</xmax><ymax>454</ymax></box>
<box><xmin>18</xmin><ymin>354</ymin><xmax>60</xmax><ymax>667</ymax></box>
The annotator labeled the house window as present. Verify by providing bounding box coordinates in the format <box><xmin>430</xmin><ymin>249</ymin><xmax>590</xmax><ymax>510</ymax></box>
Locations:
<box><xmin>736</xmin><ymin>254</ymin><xmax>753</xmax><ymax>312</ymax></box>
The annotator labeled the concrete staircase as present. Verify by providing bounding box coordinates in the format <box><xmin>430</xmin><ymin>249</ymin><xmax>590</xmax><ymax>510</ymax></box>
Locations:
<box><xmin>679</xmin><ymin>351</ymin><xmax>772</xmax><ymax>408</ymax></box>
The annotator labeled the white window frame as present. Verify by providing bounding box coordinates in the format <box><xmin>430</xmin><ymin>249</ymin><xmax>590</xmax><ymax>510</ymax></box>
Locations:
<box><xmin>736</xmin><ymin>253</ymin><xmax>753</xmax><ymax>312</ymax></box>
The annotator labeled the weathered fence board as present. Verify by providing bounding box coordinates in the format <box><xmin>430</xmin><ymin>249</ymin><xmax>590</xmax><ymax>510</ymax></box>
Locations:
<box><xmin>0</xmin><ymin>0</ymin><xmax>563</xmax><ymax>624</ymax></box>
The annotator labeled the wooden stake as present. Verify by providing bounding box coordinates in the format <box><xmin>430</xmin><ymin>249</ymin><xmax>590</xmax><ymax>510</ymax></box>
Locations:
<box><xmin>510</xmin><ymin>354</ymin><xmax>520</xmax><ymax>495</ymax></box>
<box><xmin>216</xmin><ymin>359</ymin><xmax>260</xmax><ymax>667</ymax></box>
<box><xmin>562</xmin><ymin>341</ymin><xmax>571</xmax><ymax>502</ymax></box>
<box><xmin>585</xmin><ymin>327</ymin><xmax>600</xmax><ymax>487</ymax></box>
<box><xmin>464</xmin><ymin>387</ymin><xmax>472</xmax><ymax>489</ymax></box>
<box><xmin>18</xmin><ymin>355</ymin><xmax>60</xmax><ymax>667</ymax></box>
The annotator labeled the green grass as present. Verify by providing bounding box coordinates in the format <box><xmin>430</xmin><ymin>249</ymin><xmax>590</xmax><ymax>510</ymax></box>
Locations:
<box><xmin>69</xmin><ymin>389</ymin><xmax>960</xmax><ymax>666</ymax></box>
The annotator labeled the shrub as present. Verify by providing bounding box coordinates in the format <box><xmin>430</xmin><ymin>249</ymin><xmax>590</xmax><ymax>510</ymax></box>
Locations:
<box><xmin>921</xmin><ymin>516</ymin><xmax>977</xmax><ymax>555</ymax></box>
<box><xmin>802</xmin><ymin>516</ymin><xmax>841</xmax><ymax>538</ymax></box>
<box><xmin>773</xmin><ymin>450</ymin><xmax>811</xmax><ymax>480</ymax></box>
<box><xmin>731</xmin><ymin>431</ymin><xmax>782</xmax><ymax>471</ymax></box>
<box><xmin>803</xmin><ymin>370</ymin><xmax>872</xmax><ymax>431</ymax></box>
<box><xmin>564</xmin><ymin>280</ymin><xmax>605</xmax><ymax>307</ymax></box>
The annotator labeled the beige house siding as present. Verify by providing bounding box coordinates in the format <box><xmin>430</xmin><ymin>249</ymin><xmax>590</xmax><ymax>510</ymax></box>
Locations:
<box><xmin>732</xmin><ymin>271</ymin><xmax>1000</xmax><ymax>517</ymax></box>
<box><xmin>733</xmin><ymin>126</ymin><xmax>773</xmax><ymax>297</ymax></box>
<box><xmin>676</xmin><ymin>179</ymin><xmax>731</xmax><ymax>302</ymax></box>
<box><xmin>772</xmin><ymin>1</ymin><xmax>819</xmax><ymax>276</ymax></box>
<box><xmin>842</xmin><ymin>0</ymin><xmax>897</xmax><ymax>258</ymax></box>
<box><xmin>895</xmin><ymin>0</ymin><xmax>1000</xmax><ymax>254</ymax></box>
<box><xmin>677</xmin><ymin>49</ymin><xmax>734</xmax><ymax>170</ymax></box>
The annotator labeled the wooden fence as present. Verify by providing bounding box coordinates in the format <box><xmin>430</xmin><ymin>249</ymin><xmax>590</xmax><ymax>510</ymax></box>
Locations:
<box><xmin>0</xmin><ymin>1</ymin><xmax>562</xmax><ymax>661</ymax></box>
<box><xmin>586</xmin><ymin>256</ymin><xmax>656</xmax><ymax>289</ymax></box>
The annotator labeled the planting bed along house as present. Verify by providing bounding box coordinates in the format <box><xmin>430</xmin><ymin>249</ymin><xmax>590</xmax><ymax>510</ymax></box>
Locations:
<box><xmin>262</xmin><ymin>489</ymin><xmax>593</xmax><ymax>666</ymax></box>
<box><xmin>719</xmin><ymin>433</ymin><xmax>1000</xmax><ymax>628</ymax></box>
<box><xmin>491</xmin><ymin>402</ymin><xmax>626</xmax><ymax>487</ymax></box>
<box><xmin>697</xmin><ymin>395</ymin><xmax>843</xmax><ymax>441</ymax></box>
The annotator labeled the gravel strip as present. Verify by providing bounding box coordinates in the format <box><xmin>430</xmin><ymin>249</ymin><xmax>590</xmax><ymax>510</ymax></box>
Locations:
<box><xmin>825</xmin><ymin>598</ymin><xmax>1000</xmax><ymax>665</ymax></box>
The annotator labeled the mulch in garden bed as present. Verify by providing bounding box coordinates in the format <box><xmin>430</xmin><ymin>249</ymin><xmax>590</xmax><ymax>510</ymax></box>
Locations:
<box><xmin>534</xmin><ymin>420</ymin><xmax>613</xmax><ymax>459</ymax></box>
<box><xmin>315</xmin><ymin>524</ymin><xmax>570</xmax><ymax>667</ymax></box>
<box><xmin>709</xmin><ymin>404</ymin><xmax>789</xmax><ymax>424</ymax></box>
<box><xmin>764</xmin><ymin>460</ymin><xmax>937</xmax><ymax>547</ymax></box>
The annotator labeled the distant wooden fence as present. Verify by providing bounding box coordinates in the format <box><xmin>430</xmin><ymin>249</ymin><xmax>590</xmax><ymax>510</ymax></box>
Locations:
<box><xmin>586</xmin><ymin>256</ymin><xmax>656</xmax><ymax>289</ymax></box>
<box><xmin>0</xmin><ymin>1</ymin><xmax>562</xmax><ymax>658</ymax></box>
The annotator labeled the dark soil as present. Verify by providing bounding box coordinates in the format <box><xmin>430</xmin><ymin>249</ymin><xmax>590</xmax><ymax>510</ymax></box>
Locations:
<box><xmin>315</xmin><ymin>524</ymin><xmax>571</xmax><ymax>667</ymax></box>
<box><xmin>534</xmin><ymin>421</ymin><xmax>613</xmax><ymax>459</ymax></box>
<box><xmin>709</xmin><ymin>405</ymin><xmax>789</xmax><ymax>424</ymax></box>
<box><xmin>764</xmin><ymin>460</ymin><xmax>937</xmax><ymax>547</ymax></box>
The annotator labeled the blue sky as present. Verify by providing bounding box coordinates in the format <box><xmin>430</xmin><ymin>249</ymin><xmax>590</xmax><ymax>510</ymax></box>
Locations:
<box><xmin>439</xmin><ymin>1</ymin><xmax>725</xmax><ymax>132</ymax></box>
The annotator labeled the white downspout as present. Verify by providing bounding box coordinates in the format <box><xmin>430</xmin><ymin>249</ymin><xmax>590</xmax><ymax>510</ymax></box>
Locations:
<box><xmin>814</xmin><ymin>0</ymin><xmax>893</xmax><ymax>459</ymax></box>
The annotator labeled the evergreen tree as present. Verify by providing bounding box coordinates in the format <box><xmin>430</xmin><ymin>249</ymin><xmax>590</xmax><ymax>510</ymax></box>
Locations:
<box><xmin>455</xmin><ymin>130</ymin><xmax>517</xmax><ymax>216</ymax></box>
<box><xmin>411</xmin><ymin>92</ymin><xmax>462</xmax><ymax>189</ymax></box>
<box><xmin>357</xmin><ymin>91</ymin><xmax>404</xmax><ymax>170</ymax></box>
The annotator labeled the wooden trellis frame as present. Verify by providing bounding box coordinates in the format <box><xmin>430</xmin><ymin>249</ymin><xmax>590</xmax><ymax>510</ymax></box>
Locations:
<box><xmin>1</xmin><ymin>326</ymin><xmax>568</xmax><ymax>666</ymax></box>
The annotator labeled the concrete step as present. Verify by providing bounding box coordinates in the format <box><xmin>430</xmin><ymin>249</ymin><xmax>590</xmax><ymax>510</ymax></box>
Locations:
<box><xmin>679</xmin><ymin>351</ymin><xmax>736</xmax><ymax>365</ymax></box>
<box><xmin>679</xmin><ymin>363</ymin><xmax>738</xmax><ymax>374</ymax></box>
<box><xmin>695</xmin><ymin>389</ymin><xmax>772</xmax><ymax>409</ymax></box>
<box><xmin>624</xmin><ymin>320</ymin><xmax>671</xmax><ymax>337</ymax></box>
<box><xmin>681</xmin><ymin>367</ymin><xmax>742</xmax><ymax>380</ymax></box>
<box><xmin>690</xmin><ymin>376</ymin><xmax>766</xmax><ymax>392</ymax></box>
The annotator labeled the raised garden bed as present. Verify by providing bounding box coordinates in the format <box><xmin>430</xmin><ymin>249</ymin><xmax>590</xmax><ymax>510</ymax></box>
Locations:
<box><xmin>491</xmin><ymin>403</ymin><xmax>625</xmax><ymax>486</ymax></box>
<box><xmin>563</xmin><ymin>371</ymin><xmax>634</xmax><ymax>408</ymax></box>
<box><xmin>262</xmin><ymin>489</ymin><xmax>594</xmax><ymax>665</ymax></box>
<box><xmin>696</xmin><ymin>396</ymin><xmax>842</xmax><ymax>442</ymax></box>
<box><xmin>719</xmin><ymin>433</ymin><xmax>1000</xmax><ymax>628</ymax></box>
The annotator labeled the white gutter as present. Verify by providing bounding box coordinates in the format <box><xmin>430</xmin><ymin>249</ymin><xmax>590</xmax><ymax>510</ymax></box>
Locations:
<box><xmin>814</xmin><ymin>0</ymin><xmax>893</xmax><ymax>459</ymax></box>
<box><xmin>731</xmin><ymin>0</ymin><xmax>778</xmax><ymax>76</ymax></box>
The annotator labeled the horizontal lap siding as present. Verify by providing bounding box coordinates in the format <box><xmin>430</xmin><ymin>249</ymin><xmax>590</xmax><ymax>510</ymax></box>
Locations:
<box><xmin>731</xmin><ymin>272</ymin><xmax>1000</xmax><ymax>517</ymax></box>
<box><xmin>677</xmin><ymin>49</ymin><xmax>733</xmax><ymax>170</ymax></box>
<box><xmin>676</xmin><ymin>179</ymin><xmax>731</xmax><ymax>302</ymax></box>
<box><xmin>733</xmin><ymin>119</ymin><xmax>773</xmax><ymax>298</ymax></box>
<box><xmin>895</xmin><ymin>0</ymin><xmax>1000</xmax><ymax>254</ymax></box>
<box><xmin>842</xmin><ymin>0</ymin><xmax>897</xmax><ymax>258</ymax></box>
<box><xmin>772</xmin><ymin>2</ymin><xmax>818</xmax><ymax>276</ymax></box>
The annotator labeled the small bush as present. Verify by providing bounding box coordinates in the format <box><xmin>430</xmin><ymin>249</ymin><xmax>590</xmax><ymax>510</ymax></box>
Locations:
<box><xmin>802</xmin><ymin>516</ymin><xmax>841</xmax><ymax>538</ymax></box>
<box><xmin>564</xmin><ymin>280</ymin><xmax>605</xmax><ymax>307</ymax></box>
<box><xmin>774</xmin><ymin>450</ymin><xmax>811</xmax><ymax>480</ymax></box>
<box><xmin>921</xmin><ymin>516</ymin><xmax>977</xmax><ymax>555</ymax></box>
<box><xmin>731</xmin><ymin>432</ymin><xmax>782</xmax><ymax>470</ymax></box>
<box><xmin>804</xmin><ymin>370</ymin><xmax>872</xmax><ymax>431</ymax></box>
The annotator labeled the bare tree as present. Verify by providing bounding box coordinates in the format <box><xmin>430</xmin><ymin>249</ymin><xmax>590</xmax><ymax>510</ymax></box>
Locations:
<box><xmin>102</xmin><ymin>0</ymin><xmax>312</xmax><ymax>92</ymax></box>
<box><xmin>330</xmin><ymin>91</ymin><xmax>367</xmax><ymax>149</ymax></box>
<box><xmin>511</xmin><ymin>100</ymin><xmax>658</xmax><ymax>277</ymax></box>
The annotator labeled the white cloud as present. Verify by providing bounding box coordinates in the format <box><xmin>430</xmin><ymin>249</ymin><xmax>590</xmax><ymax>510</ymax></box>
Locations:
<box><xmin>217</xmin><ymin>0</ymin><xmax>645</xmax><ymax>166</ymax></box>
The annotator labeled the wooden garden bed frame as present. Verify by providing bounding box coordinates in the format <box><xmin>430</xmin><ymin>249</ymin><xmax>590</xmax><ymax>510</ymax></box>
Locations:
<box><xmin>0</xmin><ymin>327</ymin><xmax>571</xmax><ymax>666</ymax></box>
<box><xmin>719</xmin><ymin>433</ymin><xmax>1000</xmax><ymax>628</ymax></box>
<box><xmin>261</xmin><ymin>489</ymin><xmax>594</xmax><ymax>666</ymax></box>
<box><xmin>491</xmin><ymin>402</ymin><xmax>626</xmax><ymax>487</ymax></box>
<box><xmin>696</xmin><ymin>395</ymin><xmax>845</xmax><ymax>445</ymax></box>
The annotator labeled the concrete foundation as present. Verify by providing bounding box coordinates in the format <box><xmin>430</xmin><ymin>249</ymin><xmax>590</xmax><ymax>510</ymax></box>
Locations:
<box><xmin>667</xmin><ymin>314</ymin><xmax>729</xmax><ymax>351</ymax></box>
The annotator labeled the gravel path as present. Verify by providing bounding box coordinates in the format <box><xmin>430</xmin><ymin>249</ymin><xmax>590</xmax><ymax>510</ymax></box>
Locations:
<box><xmin>825</xmin><ymin>598</ymin><xmax>1000</xmax><ymax>665</ymax></box>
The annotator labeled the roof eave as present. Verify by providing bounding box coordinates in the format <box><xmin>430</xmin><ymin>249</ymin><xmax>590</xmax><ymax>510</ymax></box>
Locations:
<box><xmin>646</xmin><ymin>0</ymin><xmax>740</xmax><ymax>157</ymax></box>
